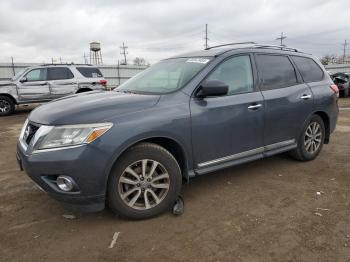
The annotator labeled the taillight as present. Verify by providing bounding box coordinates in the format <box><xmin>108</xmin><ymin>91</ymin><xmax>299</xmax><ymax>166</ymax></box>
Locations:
<box><xmin>99</xmin><ymin>79</ymin><xmax>107</xmax><ymax>87</ymax></box>
<box><xmin>330</xmin><ymin>84</ymin><xmax>339</xmax><ymax>98</ymax></box>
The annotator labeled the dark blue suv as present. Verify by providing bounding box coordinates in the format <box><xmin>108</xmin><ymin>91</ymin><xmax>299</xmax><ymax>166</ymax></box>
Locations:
<box><xmin>17</xmin><ymin>43</ymin><xmax>339</xmax><ymax>219</ymax></box>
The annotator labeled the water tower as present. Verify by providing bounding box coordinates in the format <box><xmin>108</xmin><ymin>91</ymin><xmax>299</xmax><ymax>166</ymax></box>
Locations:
<box><xmin>89</xmin><ymin>42</ymin><xmax>103</xmax><ymax>65</ymax></box>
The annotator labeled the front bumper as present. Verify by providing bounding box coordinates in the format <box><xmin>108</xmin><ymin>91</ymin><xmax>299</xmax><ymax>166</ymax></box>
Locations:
<box><xmin>17</xmin><ymin>142</ymin><xmax>108</xmax><ymax>213</ymax></box>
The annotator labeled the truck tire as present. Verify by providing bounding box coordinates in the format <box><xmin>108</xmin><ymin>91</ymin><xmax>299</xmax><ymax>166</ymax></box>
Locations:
<box><xmin>0</xmin><ymin>96</ymin><xmax>15</xmax><ymax>116</ymax></box>
<box><xmin>108</xmin><ymin>142</ymin><xmax>182</xmax><ymax>219</ymax></box>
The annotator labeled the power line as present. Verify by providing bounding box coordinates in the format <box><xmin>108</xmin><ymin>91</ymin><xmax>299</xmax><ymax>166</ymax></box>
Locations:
<box><xmin>120</xmin><ymin>42</ymin><xmax>128</xmax><ymax>65</ymax></box>
<box><xmin>276</xmin><ymin>32</ymin><xmax>287</xmax><ymax>47</ymax></box>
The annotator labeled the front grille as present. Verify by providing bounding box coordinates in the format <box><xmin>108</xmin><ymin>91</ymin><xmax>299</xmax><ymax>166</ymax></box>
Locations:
<box><xmin>24</xmin><ymin>123</ymin><xmax>40</xmax><ymax>145</ymax></box>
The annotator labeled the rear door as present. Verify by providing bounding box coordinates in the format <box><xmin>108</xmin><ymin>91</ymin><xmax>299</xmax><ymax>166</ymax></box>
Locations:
<box><xmin>254</xmin><ymin>53</ymin><xmax>313</xmax><ymax>150</ymax></box>
<box><xmin>17</xmin><ymin>68</ymin><xmax>50</xmax><ymax>102</ymax></box>
<box><xmin>47</xmin><ymin>67</ymin><xmax>77</xmax><ymax>99</ymax></box>
<box><xmin>190</xmin><ymin>54</ymin><xmax>265</xmax><ymax>172</ymax></box>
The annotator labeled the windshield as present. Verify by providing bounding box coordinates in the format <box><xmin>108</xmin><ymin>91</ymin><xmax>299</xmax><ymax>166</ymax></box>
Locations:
<box><xmin>11</xmin><ymin>69</ymin><xmax>27</xmax><ymax>81</ymax></box>
<box><xmin>116</xmin><ymin>57</ymin><xmax>211</xmax><ymax>94</ymax></box>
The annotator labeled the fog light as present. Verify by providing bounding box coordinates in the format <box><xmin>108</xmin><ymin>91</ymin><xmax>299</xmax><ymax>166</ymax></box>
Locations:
<box><xmin>56</xmin><ymin>176</ymin><xmax>74</xmax><ymax>192</ymax></box>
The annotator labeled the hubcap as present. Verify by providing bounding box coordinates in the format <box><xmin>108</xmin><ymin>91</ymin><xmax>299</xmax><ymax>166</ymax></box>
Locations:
<box><xmin>0</xmin><ymin>99</ymin><xmax>10</xmax><ymax>113</ymax></box>
<box><xmin>304</xmin><ymin>122</ymin><xmax>322</xmax><ymax>154</ymax></box>
<box><xmin>118</xmin><ymin>159</ymin><xmax>170</xmax><ymax>210</ymax></box>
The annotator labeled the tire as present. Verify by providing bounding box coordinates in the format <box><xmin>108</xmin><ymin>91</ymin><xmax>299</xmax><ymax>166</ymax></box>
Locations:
<box><xmin>290</xmin><ymin>115</ymin><xmax>325</xmax><ymax>161</ymax></box>
<box><xmin>0</xmin><ymin>96</ymin><xmax>15</xmax><ymax>116</ymax></box>
<box><xmin>344</xmin><ymin>88</ymin><xmax>349</xmax><ymax>98</ymax></box>
<box><xmin>108</xmin><ymin>142</ymin><xmax>182</xmax><ymax>219</ymax></box>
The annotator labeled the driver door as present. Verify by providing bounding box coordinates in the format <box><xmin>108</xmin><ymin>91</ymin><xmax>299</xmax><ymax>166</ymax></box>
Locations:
<box><xmin>17</xmin><ymin>68</ymin><xmax>50</xmax><ymax>102</ymax></box>
<box><xmin>190</xmin><ymin>55</ymin><xmax>265</xmax><ymax>173</ymax></box>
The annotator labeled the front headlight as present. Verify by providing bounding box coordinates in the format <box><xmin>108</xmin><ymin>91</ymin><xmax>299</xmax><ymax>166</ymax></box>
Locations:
<box><xmin>33</xmin><ymin>123</ymin><xmax>113</xmax><ymax>152</ymax></box>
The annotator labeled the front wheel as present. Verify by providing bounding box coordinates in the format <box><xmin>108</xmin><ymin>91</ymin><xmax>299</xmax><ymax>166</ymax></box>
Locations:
<box><xmin>108</xmin><ymin>143</ymin><xmax>182</xmax><ymax>219</ymax></box>
<box><xmin>290</xmin><ymin>115</ymin><xmax>325</xmax><ymax>161</ymax></box>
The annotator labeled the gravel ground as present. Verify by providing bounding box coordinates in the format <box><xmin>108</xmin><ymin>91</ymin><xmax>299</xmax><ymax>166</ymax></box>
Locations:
<box><xmin>0</xmin><ymin>99</ymin><xmax>350</xmax><ymax>262</ymax></box>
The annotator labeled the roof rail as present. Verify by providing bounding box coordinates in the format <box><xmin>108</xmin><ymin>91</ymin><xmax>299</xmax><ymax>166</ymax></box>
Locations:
<box><xmin>205</xmin><ymin>42</ymin><xmax>303</xmax><ymax>53</ymax></box>
<box><xmin>253</xmin><ymin>44</ymin><xmax>302</xmax><ymax>52</ymax></box>
<box><xmin>205</xmin><ymin>42</ymin><xmax>256</xmax><ymax>50</ymax></box>
<box><xmin>40</xmin><ymin>63</ymin><xmax>93</xmax><ymax>66</ymax></box>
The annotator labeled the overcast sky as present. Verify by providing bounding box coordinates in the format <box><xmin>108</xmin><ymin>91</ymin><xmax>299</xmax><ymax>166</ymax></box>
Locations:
<box><xmin>0</xmin><ymin>0</ymin><xmax>349</xmax><ymax>64</ymax></box>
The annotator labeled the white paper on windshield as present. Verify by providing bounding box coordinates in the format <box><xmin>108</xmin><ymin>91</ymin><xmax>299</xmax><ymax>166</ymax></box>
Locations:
<box><xmin>186</xmin><ymin>58</ymin><xmax>210</xmax><ymax>64</ymax></box>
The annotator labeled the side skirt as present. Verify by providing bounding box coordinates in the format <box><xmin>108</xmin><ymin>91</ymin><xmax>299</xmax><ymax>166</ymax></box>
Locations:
<box><xmin>194</xmin><ymin>139</ymin><xmax>297</xmax><ymax>176</ymax></box>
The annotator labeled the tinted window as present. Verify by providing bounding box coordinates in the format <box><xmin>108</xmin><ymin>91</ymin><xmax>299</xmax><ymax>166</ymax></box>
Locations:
<box><xmin>25</xmin><ymin>68</ymin><xmax>47</xmax><ymax>81</ymax></box>
<box><xmin>76</xmin><ymin>67</ymin><xmax>103</xmax><ymax>78</ymax></box>
<box><xmin>48</xmin><ymin>67</ymin><xmax>74</xmax><ymax>80</ymax></box>
<box><xmin>206</xmin><ymin>55</ymin><xmax>254</xmax><ymax>95</ymax></box>
<box><xmin>256</xmin><ymin>55</ymin><xmax>297</xmax><ymax>90</ymax></box>
<box><xmin>292</xmin><ymin>56</ymin><xmax>324</xmax><ymax>83</ymax></box>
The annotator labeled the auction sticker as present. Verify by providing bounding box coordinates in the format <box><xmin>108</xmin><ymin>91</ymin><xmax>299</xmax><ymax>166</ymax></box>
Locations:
<box><xmin>186</xmin><ymin>58</ymin><xmax>210</xmax><ymax>64</ymax></box>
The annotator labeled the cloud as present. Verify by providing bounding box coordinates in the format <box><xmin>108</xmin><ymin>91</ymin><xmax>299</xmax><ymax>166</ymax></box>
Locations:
<box><xmin>0</xmin><ymin>0</ymin><xmax>349</xmax><ymax>64</ymax></box>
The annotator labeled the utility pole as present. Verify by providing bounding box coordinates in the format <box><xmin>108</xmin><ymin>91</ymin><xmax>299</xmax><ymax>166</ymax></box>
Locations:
<box><xmin>204</xmin><ymin>24</ymin><xmax>209</xmax><ymax>49</ymax></box>
<box><xmin>11</xmin><ymin>57</ymin><xmax>15</xmax><ymax>76</ymax></box>
<box><xmin>83</xmin><ymin>53</ymin><xmax>88</xmax><ymax>64</ymax></box>
<box><xmin>276</xmin><ymin>32</ymin><xmax>287</xmax><ymax>47</ymax></box>
<box><xmin>342</xmin><ymin>40</ymin><xmax>348</xmax><ymax>64</ymax></box>
<box><xmin>120</xmin><ymin>42</ymin><xmax>128</xmax><ymax>65</ymax></box>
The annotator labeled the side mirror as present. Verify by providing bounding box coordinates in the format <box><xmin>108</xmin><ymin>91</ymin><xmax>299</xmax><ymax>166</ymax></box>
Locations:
<box><xmin>197</xmin><ymin>80</ymin><xmax>229</xmax><ymax>98</ymax></box>
<box><xmin>19</xmin><ymin>77</ymin><xmax>27</xmax><ymax>83</ymax></box>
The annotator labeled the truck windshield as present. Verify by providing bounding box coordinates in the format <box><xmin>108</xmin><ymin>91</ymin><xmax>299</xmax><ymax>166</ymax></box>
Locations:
<box><xmin>116</xmin><ymin>57</ymin><xmax>211</xmax><ymax>94</ymax></box>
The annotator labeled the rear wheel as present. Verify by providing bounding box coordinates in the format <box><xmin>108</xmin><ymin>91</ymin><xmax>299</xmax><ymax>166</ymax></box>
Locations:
<box><xmin>0</xmin><ymin>96</ymin><xmax>15</xmax><ymax>116</ymax></box>
<box><xmin>108</xmin><ymin>143</ymin><xmax>182</xmax><ymax>219</ymax></box>
<box><xmin>290</xmin><ymin>115</ymin><xmax>325</xmax><ymax>161</ymax></box>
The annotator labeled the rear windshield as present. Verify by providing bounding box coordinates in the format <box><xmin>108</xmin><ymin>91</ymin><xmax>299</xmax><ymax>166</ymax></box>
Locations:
<box><xmin>76</xmin><ymin>67</ymin><xmax>103</xmax><ymax>78</ymax></box>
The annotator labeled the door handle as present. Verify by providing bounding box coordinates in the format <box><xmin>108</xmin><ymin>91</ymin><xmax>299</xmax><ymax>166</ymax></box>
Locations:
<box><xmin>300</xmin><ymin>94</ymin><xmax>312</xmax><ymax>100</ymax></box>
<box><xmin>248</xmin><ymin>103</ymin><xmax>262</xmax><ymax>110</ymax></box>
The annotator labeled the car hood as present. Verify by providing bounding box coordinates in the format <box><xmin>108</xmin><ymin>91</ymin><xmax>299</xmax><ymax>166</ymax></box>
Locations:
<box><xmin>0</xmin><ymin>80</ymin><xmax>15</xmax><ymax>86</ymax></box>
<box><xmin>29</xmin><ymin>91</ymin><xmax>160</xmax><ymax>125</ymax></box>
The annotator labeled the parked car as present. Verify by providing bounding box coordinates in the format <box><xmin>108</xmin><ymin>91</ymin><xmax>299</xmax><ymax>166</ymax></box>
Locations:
<box><xmin>0</xmin><ymin>64</ymin><xmax>107</xmax><ymax>116</ymax></box>
<box><xmin>17</xmin><ymin>43</ymin><xmax>339</xmax><ymax>219</ymax></box>
<box><xmin>330</xmin><ymin>72</ymin><xmax>350</xmax><ymax>97</ymax></box>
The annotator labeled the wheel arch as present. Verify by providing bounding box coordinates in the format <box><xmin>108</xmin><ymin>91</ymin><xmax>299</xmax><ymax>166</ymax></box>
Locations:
<box><xmin>313</xmin><ymin>111</ymin><xmax>330</xmax><ymax>144</ymax></box>
<box><xmin>0</xmin><ymin>93</ymin><xmax>17</xmax><ymax>105</ymax></box>
<box><xmin>106</xmin><ymin>136</ymin><xmax>190</xmax><ymax>184</ymax></box>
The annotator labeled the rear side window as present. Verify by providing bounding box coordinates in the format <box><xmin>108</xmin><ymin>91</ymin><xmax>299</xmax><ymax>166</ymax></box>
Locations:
<box><xmin>292</xmin><ymin>56</ymin><xmax>324</xmax><ymax>83</ymax></box>
<box><xmin>255</xmin><ymin>55</ymin><xmax>297</xmax><ymax>90</ymax></box>
<box><xmin>76</xmin><ymin>67</ymin><xmax>103</xmax><ymax>78</ymax></box>
<box><xmin>48</xmin><ymin>67</ymin><xmax>74</xmax><ymax>80</ymax></box>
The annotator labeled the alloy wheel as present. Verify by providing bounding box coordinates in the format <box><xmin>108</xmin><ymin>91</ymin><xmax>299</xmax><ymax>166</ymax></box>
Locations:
<box><xmin>118</xmin><ymin>159</ymin><xmax>170</xmax><ymax>210</ymax></box>
<box><xmin>0</xmin><ymin>99</ymin><xmax>10</xmax><ymax>113</ymax></box>
<box><xmin>304</xmin><ymin>122</ymin><xmax>322</xmax><ymax>154</ymax></box>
